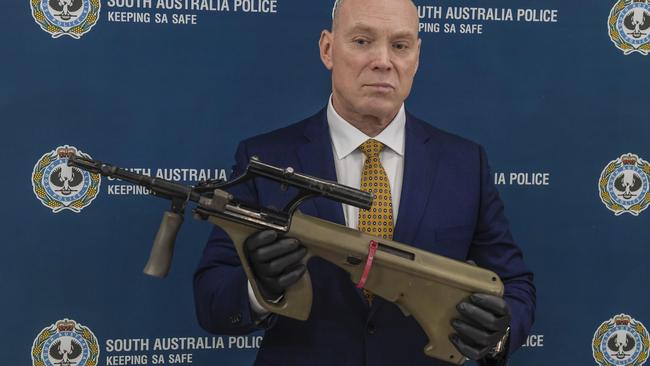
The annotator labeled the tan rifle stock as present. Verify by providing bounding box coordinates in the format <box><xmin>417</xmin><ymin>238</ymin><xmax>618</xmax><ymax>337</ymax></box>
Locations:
<box><xmin>210</xmin><ymin>211</ymin><xmax>504</xmax><ymax>365</ymax></box>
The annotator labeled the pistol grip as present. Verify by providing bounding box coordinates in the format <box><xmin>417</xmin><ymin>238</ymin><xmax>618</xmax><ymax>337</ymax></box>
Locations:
<box><xmin>144</xmin><ymin>211</ymin><xmax>183</xmax><ymax>278</ymax></box>
<box><xmin>208</xmin><ymin>216</ymin><xmax>313</xmax><ymax>321</ymax></box>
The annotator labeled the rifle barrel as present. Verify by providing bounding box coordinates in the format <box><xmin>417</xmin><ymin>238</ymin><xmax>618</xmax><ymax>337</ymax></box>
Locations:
<box><xmin>68</xmin><ymin>155</ymin><xmax>201</xmax><ymax>202</ymax></box>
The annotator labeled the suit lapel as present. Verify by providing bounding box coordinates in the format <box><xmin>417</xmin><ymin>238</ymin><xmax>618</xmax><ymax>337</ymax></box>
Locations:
<box><xmin>394</xmin><ymin>114</ymin><xmax>441</xmax><ymax>247</ymax></box>
<box><xmin>294</xmin><ymin>109</ymin><xmax>346</xmax><ymax>226</ymax></box>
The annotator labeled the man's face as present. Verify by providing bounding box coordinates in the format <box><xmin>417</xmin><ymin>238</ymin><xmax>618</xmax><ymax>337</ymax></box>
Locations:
<box><xmin>320</xmin><ymin>0</ymin><xmax>421</xmax><ymax>122</ymax></box>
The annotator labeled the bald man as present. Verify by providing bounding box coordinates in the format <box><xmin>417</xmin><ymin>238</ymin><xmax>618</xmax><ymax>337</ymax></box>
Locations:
<box><xmin>194</xmin><ymin>1</ymin><xmax>535</xmax><ymax>365</ymax></box>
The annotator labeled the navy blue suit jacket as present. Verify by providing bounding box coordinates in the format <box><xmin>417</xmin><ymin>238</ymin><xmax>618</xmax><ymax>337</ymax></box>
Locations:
<box><xmin>194</xmin><ymin>109</ymin><xmax>535</xmax><ymax>366</ymax></box>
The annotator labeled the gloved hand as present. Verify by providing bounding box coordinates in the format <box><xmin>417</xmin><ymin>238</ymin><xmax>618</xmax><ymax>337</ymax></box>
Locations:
<box><xmin>244</xmin><ymin>229</ymin><xmax>308</xmax><ymax>301</ymax></box>
<box><xmin>450</xmin><ymin>293</ymin><xmax>511</xmax><ymax>360</ymax></box>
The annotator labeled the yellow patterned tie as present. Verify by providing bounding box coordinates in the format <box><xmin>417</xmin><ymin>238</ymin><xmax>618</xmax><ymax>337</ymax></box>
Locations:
<box><xmin>357</xmin><ymin>139</ymin><xmax>394</xmax><ymax>306</ymax></box>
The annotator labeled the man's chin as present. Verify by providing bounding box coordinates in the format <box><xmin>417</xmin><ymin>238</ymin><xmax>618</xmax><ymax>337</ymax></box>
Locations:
<box><xmin>357</xmin><ymin>98</ymin><xmax>401</xmax><ymax>120</ymax></box>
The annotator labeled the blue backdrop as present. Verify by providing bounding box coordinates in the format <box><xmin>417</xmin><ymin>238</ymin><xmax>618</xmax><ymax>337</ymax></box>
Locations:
<box><xmin>3</xmin><ymin>0</ymin><xmax>650</xmax><ymax>365</ymax></box>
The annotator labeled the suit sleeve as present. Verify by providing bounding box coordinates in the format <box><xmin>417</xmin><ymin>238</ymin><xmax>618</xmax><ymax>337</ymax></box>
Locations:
<box><xmin>470</xmin><ymin>146</ymin><xmax>536</xmax><ymax>366</ymax></box>
<box><xmin>193</xmin><ymin>141</ymin><xmax>275</xmax><ymax>335</ymax></box>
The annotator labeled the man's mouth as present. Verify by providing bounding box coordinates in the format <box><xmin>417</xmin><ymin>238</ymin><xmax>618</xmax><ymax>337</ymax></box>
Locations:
<box><xmin>364</xmin><ymin>83</ymin><xmax>394</xmax><ymax>92</ymax></box>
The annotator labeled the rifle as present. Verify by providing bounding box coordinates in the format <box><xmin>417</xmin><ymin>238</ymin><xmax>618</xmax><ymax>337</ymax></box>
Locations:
<box><xmin>68</xmin><ymin>155</ymin><xmax>503</xmax><ymax>364</ymax></box>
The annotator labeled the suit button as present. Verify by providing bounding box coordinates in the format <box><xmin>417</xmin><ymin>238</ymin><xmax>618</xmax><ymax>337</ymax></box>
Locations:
<box><xmin>229</xmin><ymin>313</ymin><xmax>242</xmax><ymax>324</ymax></box>
<box><xmin>367</xmin><ymin>323</ymin><xmax>375</xmax><ymax>335</ymax></box>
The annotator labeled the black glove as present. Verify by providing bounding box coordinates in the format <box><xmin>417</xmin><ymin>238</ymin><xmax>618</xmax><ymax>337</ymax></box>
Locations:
<box><xmin>244</xmin><ymin>229</ymin><xmax>308</xmax><ymax>301</ymax></box>
<box><xmin>450</xmin><ymin>293</ymin><xmax>511</xmax><ymax>360</ymax></box>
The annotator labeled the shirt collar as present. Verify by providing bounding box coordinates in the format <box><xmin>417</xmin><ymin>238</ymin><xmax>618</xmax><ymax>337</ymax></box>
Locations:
<box><xmin>327</xmin><ymin>95</ymin><xmax>406</xmax><ymax>160</ymax></box>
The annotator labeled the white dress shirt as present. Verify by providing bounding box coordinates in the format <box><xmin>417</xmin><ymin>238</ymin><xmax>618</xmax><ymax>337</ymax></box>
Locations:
<box><xmin>248</xmin><ymin>97</ymin><xmax>407</xmax><ymax>315</ymax></box>
<box><xmin>326</xmin><ymin>97</ymin><xmax>405</xmax><ymax>227</ymax></box>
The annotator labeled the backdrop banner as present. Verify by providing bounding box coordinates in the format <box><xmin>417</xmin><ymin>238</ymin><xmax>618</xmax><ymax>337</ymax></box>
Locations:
<box><xmin>2</xmin><ymin>0</ymin><xmax>649</xmax><ymax>365</ymax></box>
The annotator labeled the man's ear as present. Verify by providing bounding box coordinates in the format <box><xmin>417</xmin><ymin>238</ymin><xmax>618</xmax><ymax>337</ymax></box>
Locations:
<box><xmin>319</xmin><ymin>30</ymin><xmax>334</xmax><ymax>70</ymax></box>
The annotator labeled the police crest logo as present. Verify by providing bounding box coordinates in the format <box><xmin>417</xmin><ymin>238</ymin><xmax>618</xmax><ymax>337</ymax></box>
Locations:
<box><xmin>32</xmin><ymin>145</ymin><xmax>101</xmax><ymax>213</ymax></box>
<box><xmin>593</xmin><ymin>314</ymin><xmax>650</xmax><ymax>366</ymax></box>
<box><xmin>599</xmin><ymin>153</ymin><xmax>650</xmax><ymax>216</ymax></box>
<box><xmin>30</xmin><ymin>0</ymin><xmax>101</xmax><ymax>39</ymax></box>
<box><xmin>608</xmin><ymin>0</ymin><xmax>650</xmax><ymax>55</ymax></box>
<box><xmin>31</xmin><ymin>319</ymin><xmax>100</xmax><ymax>366</ymax></box>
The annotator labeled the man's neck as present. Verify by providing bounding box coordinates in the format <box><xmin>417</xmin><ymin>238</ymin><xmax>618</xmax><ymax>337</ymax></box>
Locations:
<box><xmin>331</xmin><ymin>95</ymin><xmax>399</xmax><ymax>138</ymax></box>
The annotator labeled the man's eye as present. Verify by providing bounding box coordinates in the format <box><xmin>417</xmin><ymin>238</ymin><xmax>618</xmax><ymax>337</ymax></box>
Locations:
<box><xmin>354</xmin><ymin>39</ymin><xmax>369</xmax><ymax>45</ymax></box>
<box><xmin>393</xmin><ymin>43</ymin><xmax>409</xmax><ymax>50</ymax></box>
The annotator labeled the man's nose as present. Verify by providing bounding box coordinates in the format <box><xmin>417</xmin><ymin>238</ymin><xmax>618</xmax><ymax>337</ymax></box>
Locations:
<box><xmin>370</xmin><ymin>45</ymin><xmax>393</xmax><ymax>71</ymax></box>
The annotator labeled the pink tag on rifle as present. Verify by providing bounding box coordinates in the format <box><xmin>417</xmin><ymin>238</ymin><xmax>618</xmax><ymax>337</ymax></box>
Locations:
<box><xmin>356</xmin><ymin>240</ymin><xmax>379</xmax><ymax>289</ymax></box>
